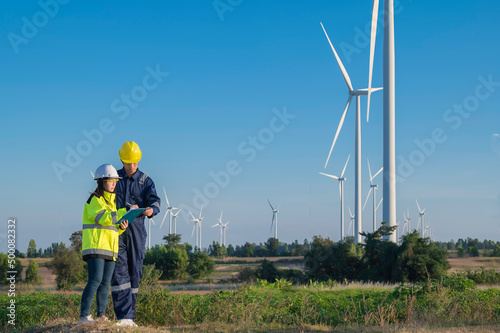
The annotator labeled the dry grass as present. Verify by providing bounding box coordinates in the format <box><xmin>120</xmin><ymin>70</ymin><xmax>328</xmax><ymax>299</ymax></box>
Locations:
<box><xmin>447</xmin><ymin>257</ymin><xmax>500</xmax><ymax>274</ymax></box>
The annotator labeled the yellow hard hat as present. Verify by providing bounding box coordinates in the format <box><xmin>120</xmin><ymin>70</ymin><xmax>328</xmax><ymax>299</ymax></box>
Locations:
<box><xmin>119</xmin><ymin>141</ymin><xmax>142</xmax><ymax>163</ymax></box>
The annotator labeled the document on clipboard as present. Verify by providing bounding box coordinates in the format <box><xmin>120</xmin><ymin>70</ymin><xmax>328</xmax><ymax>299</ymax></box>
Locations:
<box><xmin>115</xmin><ymin>208</ymin><xmax>145</xmax><ymax>225</ymax></box>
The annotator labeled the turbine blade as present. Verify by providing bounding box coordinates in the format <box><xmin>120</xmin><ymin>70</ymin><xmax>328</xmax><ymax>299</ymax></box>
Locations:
<box><xmin>367</xmin><ymin>0</ymin><xmax>380</xmax><ymax>122</ymax></box>
<box><xmin>160</xmin><ymin>211</ymin><xmax>168</xmax><ymax>229</ymax></box>
<box><xmin>348</xmin><ymin>206</ymin><xmax>353</xmax><ymax>218</ymax></box>
<box><xmin>367</xmin><ymin>159</ymin><xmax>373</xmax><ymax>183</ymax></box>
<box><xmin>341</xmin><ymin>154</ymin><xmax>351</xmax><ymax>178</ymax></box>
<box><xmin>219</xmin><ymin>210</ymin><xmax>223</xmax><ymax>222</ymax></box>
<box><xmin>90</xmin><ymin>171</ymin><xmax>95</xmax><ymax>179</ymax></box>
<box><xmin>189</xmin><ymin>211</ymin><xmax>196</xmax><ymax>220</ymax></box>
<box><xmin>270</xmin><ymin>215</ymin><xmax>275</xmax><ymax>234</ymax></box>
<box><xmin>267</xmin><ymin>199</ymin><xmax>274</xmax><ymax>210</ymax></box>
<box><xmin>363</xmin><ymin>188</ymin><xmax>373</xmax><ymax>211</ymax></box>
<box><xmin>211</xmin><ymin>224</ymin><xmax>219</xmax><ymax>228</ymax></box>
<box><xmin>325</xmin><ymin>95</ymin><xmax>352</xmax><ymax>168</ymax></box>
<box><xmin>151</xmin><ymin>219</ymin><xmax>156</xmax><ymax>225</ymax></box>
<box><xmin>191</xmin><ymin>224</ymin><xmax>196</xmax><ymax>238</ymax></box>
<box><xmin>320</xmin><ymin>22</ymin><xmax>354</xmax><ymax>92</ymax></box>
<box><xmin>372</xmin><ymin>166</ymin><xmax>383</xmax><ymax>180</ymax></box>
<box><xmin>416</xmin><ymin>200</ymin><xmax>422</xmax><ymax>213</ymax></box>
<box><xmin>376</xmin><ymin>197</ymin><xmax>383</xmax><ymax>210</ymax></box>
<box><xmin>163</xmin><ymin>187</ymin><xmax>170</xmax><ymax>207</ymax></box>
<box><xmin>319</xmin><ymin>172</ymin><xmax>339</xmax><ymax>180</ymax></box>
<box><xmin>199</xmin><ymin>206</ymin><xmax>203</xmax><ymax>219</ymax></box>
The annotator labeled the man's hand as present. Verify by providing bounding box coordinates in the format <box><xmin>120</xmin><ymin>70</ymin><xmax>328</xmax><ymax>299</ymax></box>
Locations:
<box><xmin>120</xmin><ymin>220</ymin><xmax>129</xmax><ymax>230</ymax></box>
<box><xmin>143</xmin><ymin>207</ymin><xmax>153</xmax><ymax>217</ymax></box>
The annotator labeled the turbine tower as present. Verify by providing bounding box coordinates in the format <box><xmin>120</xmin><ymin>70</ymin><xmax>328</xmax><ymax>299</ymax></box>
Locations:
<box><xmin>267</xmin><ymin>199</ymin><xmax>279</xmax><ymax>239</ymax></box>
<box><xmin>189</xmin><ymin>207</ymin><xmax>204</xmax><ymax>251</ymax></box>
<box><xmin>171</xmin><ymin>209</ymin><xmax>181</xmax><ymax>234</ymax></box>
<box><xmin>348</xmin><ymin>206</ymin><xmax>355</xmax><ymax>238</ymax></box>
<box><xmin>222</xmin><ymin>221</ymin><xmax>229</xmax><ymax>247</ymax></box>
<box><xmin>416</xmin><ymin>200</ymin><xmax>425</xmax><ymax>238</ymax></box>
<box><xmin>382</xmin><ymin>0</ymin><xmax>397</xmax><ymax>242</ymax></box>
<box><xmin>319</xmin><ymin>154</ymin><xmax>350</xmax><ymax>241</ymax></box>
<box><xmin>211</xmin><ymin>210</ymin><xmax>224</xmax><ymax>245</ymax></box>
<box><xmin>147</xmin><ymin>218</ymin><xmax>156</xmax><ymax>250</ymax></box>
<box><xmin>161</xmin><ymin>187</ymin><xmax>178</xmax><ymax>235</ymax></box>
<box><xmin>320</xmin><ymin>3</ymin><xmax>382</xmax><ymax>244</ymax></box>
<box><xmin>363</xmin><ymin>159</ymin><xmax>383</xmax><ymax>232</ymax></box>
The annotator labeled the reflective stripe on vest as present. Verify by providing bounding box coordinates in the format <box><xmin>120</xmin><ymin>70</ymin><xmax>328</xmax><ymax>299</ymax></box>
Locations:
<box><xmin>83</xmin><ymin>224</ymin><xmax>119</xmax><ymax>232</ymax></box>
<box><xmin>82</xmin><ymin>248</ymin><xmax>117</xmax><ymax>258</ymax></box>
<box><xmin>151</xmin><ymin>201</ymin><xmax>160</xmax><ymax>209</ymax></box>
<box><xmin>131</xmin><ymin>288</ymin><xmax>139</xmax><ymax>294</ymax></box>
<box><xmin>94</xmin><ymin>209</ymin><xmax>106</xmax><ymax>223</ymax></box>
<box><xmin>111</xmin><ymin>282</ymin><xmax>131</xmax><ymax>292</ymax></box>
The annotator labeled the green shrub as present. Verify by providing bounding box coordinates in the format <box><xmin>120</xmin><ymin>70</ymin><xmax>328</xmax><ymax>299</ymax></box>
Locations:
<box><xmin>25</xmin><ymin>260</ymin><xmax>42</xmax><ymax>285</ymax></box>
<box><xmin>187</xmin><ymin>252</ymin><xmax>215</xmax><ymax>279</ymax></box>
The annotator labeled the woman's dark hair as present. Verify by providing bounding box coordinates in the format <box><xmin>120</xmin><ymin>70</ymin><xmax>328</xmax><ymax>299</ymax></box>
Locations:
<box><xmin>91</xmin><ymin>178</ymin><xmax>117</xmax><ymax>206</ymax></box>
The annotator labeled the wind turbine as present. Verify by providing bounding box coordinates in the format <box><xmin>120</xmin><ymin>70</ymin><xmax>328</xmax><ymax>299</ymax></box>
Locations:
<box><xmin>267</xmin><ymin>199</ymin><xmax>279</xmax><ymax>239</ymax></box>
<box><xmin>348</xmin><ymin>206</ymin><xmax>355</xmax><ymax>238</ymax></box>
<box><xmin>362</xmin><ymin>159</ymin><xmax>383</xmax><ymax>232</ymax></box>
<box><xmin>147</xmin><ymin>218</ymin><xmax>156</xmax><ymax>250</ymax></box>
<box><xmin>171</xmin><ymin>209</ymin><xmax>181</xmax><ymax>234</ymax></box>
<box><xmin>319</xmin><ymin>154</ymin><xmax>350</xmax><ymax>241</ymax></box>
<box><xmin>222</xmin><ymin>221</ymin><xmax>229</xmax><ymax>247</ymax></box>
<box><xmin>189</xmin><ymin>207</ymin><xmax>204</xmax><ymax>251</ymax></box>
<box><xmin>402</xmin><ymin>212</ymin><xmax>409</xmax><ymax>235</ymax></box>
<box><xmin>160</xmin><ymin>187</ymin><xmax>178</xmax><ymax>235</ymax></box>
<box><xmin>416</xmin><ymin>200</ymin><xmax>426</xmax><ymax>238</ymax></box>
<box><xmin>211</xmin><ymin>210</ymin><xmax>224</xmax><ymax>245</ymax></box>
<box><xmin>320</xmin><ymin>3</ymin><xmax>382</xmax><ymax>244</ymax></box>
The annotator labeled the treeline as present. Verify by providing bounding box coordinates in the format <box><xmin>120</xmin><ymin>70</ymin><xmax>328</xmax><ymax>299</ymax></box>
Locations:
<box><xmin>207</xmin><ymin>237</ymin><xmax>310</xmax><ymax>258</ymax></box>
<box><xmin>238</xmin><ymin>224</ymin><xmax>449</xmax><ymax>284</ymax></box>
<box><xmin>434</xmin><ymin>238</ymin><xmax>500</xmax><ymax>257</ymax></box>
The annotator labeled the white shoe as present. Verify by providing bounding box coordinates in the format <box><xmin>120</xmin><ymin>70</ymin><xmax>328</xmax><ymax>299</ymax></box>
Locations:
<box><xmin>96</xmin><ymin>316</ymin><xmax>109</xmax><ymax>322</ymax></box>
<box><xmin>78</xmin><ymin>315</ymin><xmax>94</xmax><ymax>324</ymax></box>
<box><xmin>116</xmin><ymin>319</ymin><xmax>138</xmax><ymax>327</ymax></box>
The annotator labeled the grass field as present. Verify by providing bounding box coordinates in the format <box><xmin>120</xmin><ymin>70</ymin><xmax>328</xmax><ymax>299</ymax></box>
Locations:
<box><xmin>2</xmin><ymin>278</ymin><xmax>500</xmax><ymax>332</ymax></box>
<box><xmin>3</xmin><ymin>256</ymin><xmax>499</xmax><ymax>332</ymax></box>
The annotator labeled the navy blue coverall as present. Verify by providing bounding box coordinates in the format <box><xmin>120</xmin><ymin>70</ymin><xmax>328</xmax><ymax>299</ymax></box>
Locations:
<box><xmin>111</xmin><ymin>168</ymin><xmax>160</xmax><ymax>320</ymax></box>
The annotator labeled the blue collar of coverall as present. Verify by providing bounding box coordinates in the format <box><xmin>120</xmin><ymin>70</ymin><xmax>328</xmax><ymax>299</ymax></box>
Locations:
<box><xmin>118</xmin><ymin>168</ymin><xmax>143</xmax><ymax>181</ymax></box>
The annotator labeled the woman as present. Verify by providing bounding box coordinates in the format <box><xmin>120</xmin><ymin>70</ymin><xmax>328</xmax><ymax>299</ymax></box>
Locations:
<box><xmin>79</xmin><ymin>164</ymin><xmax>129</xmax><ymax>324</ymax></box>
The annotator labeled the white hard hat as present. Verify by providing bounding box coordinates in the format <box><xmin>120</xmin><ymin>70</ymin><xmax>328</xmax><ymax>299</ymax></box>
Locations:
<box><xmin>94</xmin><ymin>164</ymin><xmax>121</xmax><ymax>180</ymax></box>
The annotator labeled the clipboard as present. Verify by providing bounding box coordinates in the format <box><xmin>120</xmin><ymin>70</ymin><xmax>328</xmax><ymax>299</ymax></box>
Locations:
<box><xmin>115</xmin><ymin>208</ymin><xmax>146</xmax><ymax>225</ymax></box>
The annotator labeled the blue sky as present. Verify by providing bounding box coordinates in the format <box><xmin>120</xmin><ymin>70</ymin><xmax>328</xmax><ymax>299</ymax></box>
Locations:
<box><xmin>1</xmin><ymin>0</ymin><xmax>499</xmax><ymax>252</ymax></box>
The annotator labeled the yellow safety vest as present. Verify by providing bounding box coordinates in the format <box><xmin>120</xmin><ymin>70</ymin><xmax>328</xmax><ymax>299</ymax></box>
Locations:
<box><xmin>82</xmin><ymin>191</ymin><xmax>127</xmax><ymax>261</ymax></box>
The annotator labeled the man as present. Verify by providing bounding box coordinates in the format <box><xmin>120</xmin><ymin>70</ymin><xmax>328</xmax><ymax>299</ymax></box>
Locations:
<box><xmin>111</xmin><ymin>141</ymin><xmax>161</xmax><ymax>327</ymax></box>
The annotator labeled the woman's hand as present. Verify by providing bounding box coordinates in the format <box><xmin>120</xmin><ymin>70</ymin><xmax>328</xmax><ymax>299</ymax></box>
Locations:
<box><xmin>119</xmin><ymin>220</ymin><xmax>129</xmax><ymax>230</ymax></box>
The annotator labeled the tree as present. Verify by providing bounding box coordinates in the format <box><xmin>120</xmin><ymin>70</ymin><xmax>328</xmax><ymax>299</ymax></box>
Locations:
<box><xmin>242</xmin><ymin>242</ymin><xmax>254</xmax><ymax>257</ymax></box>
<box><xmin>360</xmin><ymin>222</ymin><xmax>399</xmax><ymax>282</ymax></box>
<box><xmin>265</xmin><ymin>238</ymin><xmax>279</xmax><ymax>256</ymax></box>
<box><xmin>50</xmin><ymin>247</ymin><xmax>86</xmax><ymax>290</ymax></box>
<box><xmin>187</xmin><ymin>252</ymin><xmax>215</xmax><ymax>279</ymax></box>
<box><xmin>398</xmin><ymin>231</ymin><xmax>449</xmax><ymax>282</ymax></box>
<box><xmin>69</xmin><ymin>231</ymin><xmax>83</xmax><ymax>253</ymax></box>
<box><xmin>25</xmin><ymin>260</ymin><xmax>42</xmax><ymax>285</ymax></box>
<box><xmin>0</xmin><ymin>253</ymin><xmax>22</xmax><ymax>284</ymax></box>
<box><xmin>457</xmin><ymin>245</ymin><xmax>465</xmax><ymax>258</ymax></box>
<box><xmin>208</xmin><ymin>241</ymin><xmax>227</xmax><ymax>258</ymax></box>
<box><xmin>144</xmin><ymin>245</ymin><xmax>188</xmax><ymax>280</ymax></box>
<box><xmin>467</xmin><ymin>245</ymin><xmax>480</xmax><ymax>257</ymax></box>
<box><xmin>304</xmin><ymin>236</ymin><xmax>362</xmax><ymax>281</ymax></box>
<box><xmin>492</xmin><ymin>245</ymin><xmax>500</xmax><ymax>257</ymax></box>
<box><xmin>163</xmin><ymin>234</ymin><xmax>182</xmax><ymax>250</ymax></box>
<box><xmin>27</xmin><ymin>239</ymin><xmax>37</xmax><ymax>258</ymax></box>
